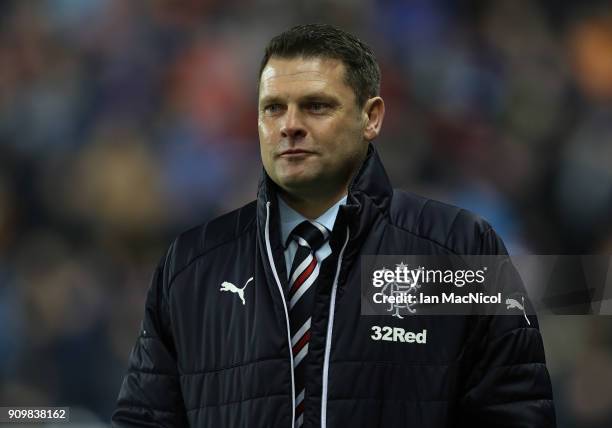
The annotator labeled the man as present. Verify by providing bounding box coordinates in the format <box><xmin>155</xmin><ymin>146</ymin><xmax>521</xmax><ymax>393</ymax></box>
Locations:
<box><xmin>112</xmin><ymin>24</ymin><xmax>556</xmax><ymax>427</ymax></box>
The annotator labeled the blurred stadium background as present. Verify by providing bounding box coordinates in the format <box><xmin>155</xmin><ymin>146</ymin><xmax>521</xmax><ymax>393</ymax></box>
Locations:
<box><xmin>1</xmin><ymin>0</ymin><xmax>612</xmax><ymax>426</ymax></box>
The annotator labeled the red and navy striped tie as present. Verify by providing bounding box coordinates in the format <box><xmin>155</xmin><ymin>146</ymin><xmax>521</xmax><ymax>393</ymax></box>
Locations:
<box><xmin>287</xmin><ymin>220</ymin><xmax>330</xmax><ymax>427</ymax></box>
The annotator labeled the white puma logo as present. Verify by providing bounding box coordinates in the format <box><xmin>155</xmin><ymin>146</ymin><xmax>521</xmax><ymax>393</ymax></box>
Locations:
<box><xmin>505</xmin><ymin>298</ymin><xmax>523</xmax><ymax>311</ymax></box>
<box><xmin>220</xmin><ymin>277</ymin><xmax>253</xmax><ymax>306</ymax></box>
<box><xmin>505</xmin><ymin>296</ymin><xmax>531</xmax><ymax>326</ymax></box>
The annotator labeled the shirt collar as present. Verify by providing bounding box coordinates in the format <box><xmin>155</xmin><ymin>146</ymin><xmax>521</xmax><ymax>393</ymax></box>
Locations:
<box><xmin>278</xmin><ymin>194</ymin><xmax>347</xmax><ymax>248</ymax></box>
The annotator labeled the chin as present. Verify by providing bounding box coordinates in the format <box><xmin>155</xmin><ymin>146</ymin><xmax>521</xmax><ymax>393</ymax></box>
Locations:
<box><xmin>277</xmin><ymin>175</ymin><xmax>319</xmax><ymax>194</ymax></box>
<box><xmin>277</xmin><ymin>168</ymin><xmax>316</xmax><ymax>185</ymax></box>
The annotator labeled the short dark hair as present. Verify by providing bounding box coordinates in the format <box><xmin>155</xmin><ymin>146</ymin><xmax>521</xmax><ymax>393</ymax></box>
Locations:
<box><xmin>259</xmin><ymin>24</ymin><xmax>381</xmax><ymax>107</ymax></box>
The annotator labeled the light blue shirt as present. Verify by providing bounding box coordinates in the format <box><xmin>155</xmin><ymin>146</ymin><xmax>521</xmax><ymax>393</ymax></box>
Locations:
<box><xmin>278</xmin><ymin>195</ymin><xmax>347</xmax><ymax>279</ymax></box>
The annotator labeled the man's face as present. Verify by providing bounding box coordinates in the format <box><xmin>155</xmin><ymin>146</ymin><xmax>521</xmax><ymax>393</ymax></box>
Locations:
<box><xmin>258</xmin><ymin>56</ymin><xmax>369</xmax><ymax>199</ymax></box>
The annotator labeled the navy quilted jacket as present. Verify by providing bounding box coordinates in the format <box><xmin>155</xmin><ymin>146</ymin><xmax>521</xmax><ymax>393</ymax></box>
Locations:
<box><xmin>112</xmin><ymin>145</ymin><xmax>556</xmax><ymax>427</ymax></box>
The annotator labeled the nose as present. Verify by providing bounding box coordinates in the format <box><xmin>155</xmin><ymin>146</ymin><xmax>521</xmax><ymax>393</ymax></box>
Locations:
<box><xmin>280</xmin><ymin>105</ymin><xmax>307</xmax><ymax>141</ymax></box>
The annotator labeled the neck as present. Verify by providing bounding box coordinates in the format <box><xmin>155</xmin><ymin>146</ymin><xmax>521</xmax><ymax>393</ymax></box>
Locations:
<box><xmin>279</xmin><ymin>188</ymin><xmax>347</xmax><ymax>220</ymax></box>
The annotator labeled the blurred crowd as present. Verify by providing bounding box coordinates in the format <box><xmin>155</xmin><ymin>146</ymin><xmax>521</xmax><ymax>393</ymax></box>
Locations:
<box><xmin>0</xmin><ymin>0</ymin><xmax>611</xmax><ymax>426</ymax></box>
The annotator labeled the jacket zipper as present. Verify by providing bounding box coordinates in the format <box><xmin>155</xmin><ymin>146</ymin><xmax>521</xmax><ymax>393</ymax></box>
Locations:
<box><xmin>321</xmin><ymin>226</ymin><xmax>350</xmax><ymax>428</ymax></box>
<box><xmin>266</xmin><ymin>201</ymin><xmax>350</xmax><ymax>428</ymax></box>
<box><xmin>265</xmin><ymin>201</ymin><xmax>295</xmax><ymax>428</ymax></box>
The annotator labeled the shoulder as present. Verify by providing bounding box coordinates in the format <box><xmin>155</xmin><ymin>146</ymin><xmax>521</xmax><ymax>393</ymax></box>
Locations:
<box><xmin>161</xmin><ymin>200</ymin><xmax>257</xmax><ymax>285</ymax></box>
<box><xmin>389</xmin><ymin>190</ymin><xmax>507</xmax><ymax>255</ymax></box>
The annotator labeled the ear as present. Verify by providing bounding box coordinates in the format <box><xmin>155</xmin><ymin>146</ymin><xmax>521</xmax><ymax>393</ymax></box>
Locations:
<box><xmin>362</xmin><ymin>96</ymin><xmax>385</xmax><ymax>141</ymax></box>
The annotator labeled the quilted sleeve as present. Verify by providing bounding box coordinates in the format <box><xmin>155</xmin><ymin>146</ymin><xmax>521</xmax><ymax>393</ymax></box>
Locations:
<box><xmin>111</xmin><ymin>258</ymin><xmax>188</xmax><ymax>427</ymax></box>
<box><xmin>457</xmin><ymin>229</ymin><xmax>556</xmax><ymax>427</ymax></box>
<box><xmin>458</xmin><ymin>314</ymin><xmax>556</xmax><ymax>426</ymax></box>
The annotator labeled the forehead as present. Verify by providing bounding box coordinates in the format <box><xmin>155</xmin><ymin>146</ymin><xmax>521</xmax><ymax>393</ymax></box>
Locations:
<box><xmin>259</xmin><ymin>56</ymin><xmax>354</xmax><ymax>101</ymax></box>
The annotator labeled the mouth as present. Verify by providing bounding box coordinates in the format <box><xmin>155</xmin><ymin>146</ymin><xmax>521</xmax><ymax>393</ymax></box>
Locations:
<box><xmin>277</xmin><ymin>149</ymin><xmax>315</xmax><ymax>158</ymax></box>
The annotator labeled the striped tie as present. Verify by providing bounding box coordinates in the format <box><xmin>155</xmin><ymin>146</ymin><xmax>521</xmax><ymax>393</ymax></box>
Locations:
<box><xmin>287</xmin><ymin>220</ymin><xmax>330</xmax><ymax>427</ymax></box>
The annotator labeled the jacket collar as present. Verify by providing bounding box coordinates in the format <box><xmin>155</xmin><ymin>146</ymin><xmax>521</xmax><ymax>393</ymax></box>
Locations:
<box><xmin>346</xmin><ymin>143</ymin><xmax>394</xmax><ymax>214</ymax></box>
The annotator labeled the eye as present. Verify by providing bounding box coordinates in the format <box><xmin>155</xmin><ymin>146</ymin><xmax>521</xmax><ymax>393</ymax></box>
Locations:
<box><xmin>263</xmin><ymin>104</ymin><xmax>283</xmax><ymax>114</ymax></box>
<box><xmin>307</xmin><ymin>102</ymin><xmax>330</xmax><ymax>113</ymax></box>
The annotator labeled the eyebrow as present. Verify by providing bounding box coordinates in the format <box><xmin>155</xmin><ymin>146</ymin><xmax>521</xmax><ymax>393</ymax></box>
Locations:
<box><xmin>259</xmin><ymin>92</ymin><xmax>340</xmax><ymax>107</ymax></box>
<box><xmin>259</xmin><ymin>95</ymin><xmax>283</xmax><ymax>107</ymax></box>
